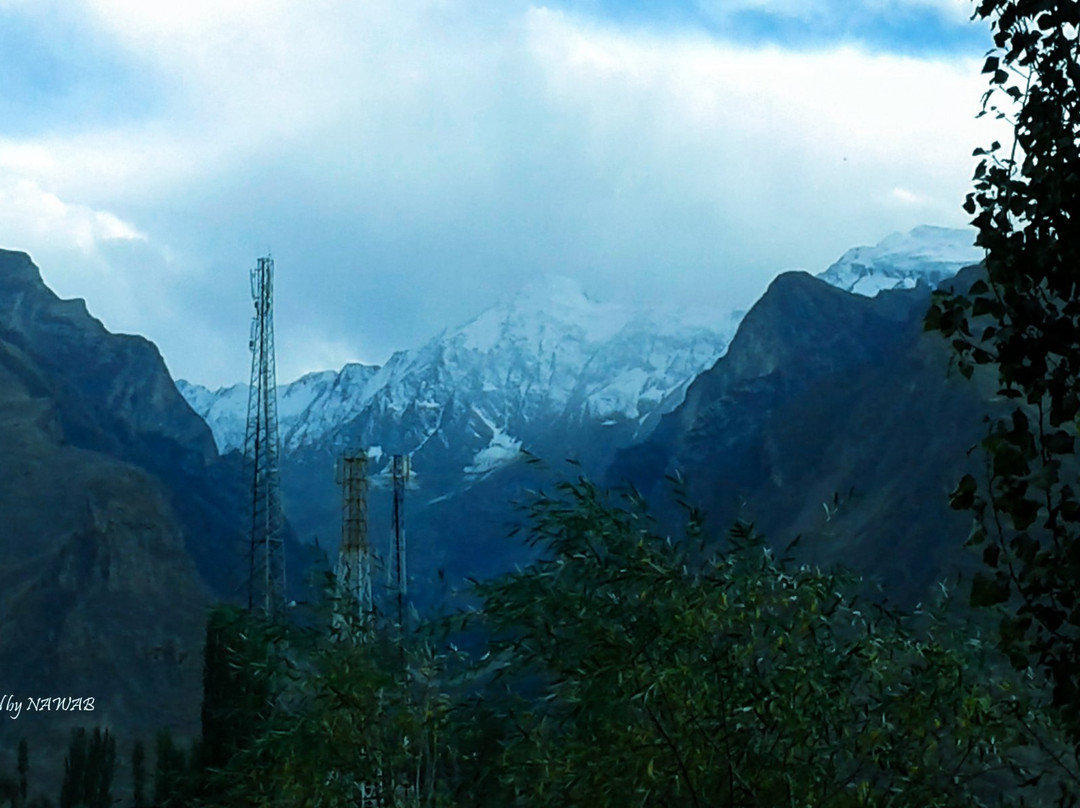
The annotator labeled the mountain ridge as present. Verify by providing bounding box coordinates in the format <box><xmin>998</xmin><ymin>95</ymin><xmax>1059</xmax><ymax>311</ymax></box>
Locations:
<box><xmin>182</xmin><ymin>225</ymin><xmax>982</xmax><ymax>467</ymax></box>
<box><xmin>0</xmin><ymin>248</ymin><xmax>246</xmax><ymax>784</ymax></box>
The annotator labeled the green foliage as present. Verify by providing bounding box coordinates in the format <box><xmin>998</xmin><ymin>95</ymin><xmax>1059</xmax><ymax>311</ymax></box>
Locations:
<box><xmin>186</xmin><ymin>477</ymin><xmax>1080</xmax><ymax>806</ymax></box>
<box><xmin>200</xmin><ymin>604</ymin><xmax>278</xmax><ymax>771</ymax></box>
<box><xmin>471</xmin><ymin>479</ymin><xmax>1073</xmax><ymax>807</ymax></box>
<box><xmin>58</xmin><ymin>728</ymin><xmax>114</xmax><ymax>808</ymax></box>
<box><xmin>190</xmin><ymin>583</ymin><xmax>466</xmax><ymax>807</ymax></box>
<box><xmin>925</xmin><ymin>0</ymin><xmax>1080</xmax><ymax>741</ymax></box>
<box><xmin>17</xmin><ymin>739</ymin><xmax>27</xmax><ymax>805</ymax></box>
<box><xmin>131</xmin><ymin>741</ymin><xmax>146</xmax><ymax>808</ymax></box>
<box><xmin>152</xmin><ymin>729</ymin><xmax>187</xmax><ymax>808</ymax></box>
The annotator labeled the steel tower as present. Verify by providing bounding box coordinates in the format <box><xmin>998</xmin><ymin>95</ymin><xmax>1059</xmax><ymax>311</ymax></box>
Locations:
<box><xmin>336</xmin><ymin>449</ymin><xmax>373</xmax><ymax>622</ymax></box>
<box><xmin>389</xmin><ymin>454</ymin><xmax>410</xmax><ymax>632</ymax></box>
<box><xmin>242</xmin><ymin>255</ymin><xmax>286</xmax><ymax>614</ymax></box>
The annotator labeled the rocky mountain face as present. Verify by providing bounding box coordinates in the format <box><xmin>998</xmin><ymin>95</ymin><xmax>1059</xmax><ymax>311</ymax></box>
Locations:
<box><xmin>0</xmin><ymin>250</ymin><xmax>249</xmax><ymax>784</ymax></box>
<box><xmin>181</xmin><ymin>276</ymin><xmax>744</xmax><ymax>583</ymax></box>
<box><xmin>182</xmin><ymin>276</ymin><xmax>742</xmax><ymax>460</ymax></box>
<box><xmin>608</xmin><ymin>264</ymin><xmax>995</xmax><ymax>604</ymax></box>
<box><xmin>180</xmin><ymin>226</ymin><xmax>984</xmax><ymax>604</ymax></box>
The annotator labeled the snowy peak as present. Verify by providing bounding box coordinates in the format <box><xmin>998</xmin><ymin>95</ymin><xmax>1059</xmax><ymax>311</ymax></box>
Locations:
<box><xmin>817</xmin><ymin>225</ymin><xmax>983</xmax><ymax>297</ymax></box>
<box><xmin>182</xmin><ymin>220</ymin><xmax>979</xmax><ymax>470</ymax></box>
<box><xmin>178</xmin><ymin>274</ymin><xmax>739</xmax><ymax>464</ymax></box>
<box><xmin>177</xmin><ymin>362</ymin><xmax>382</xmax><ymax>455</ymax></box>
<box><xmin>461</xmin><ymin>274</ymin><xmax>634</xmax><ymax>350</ymax></box>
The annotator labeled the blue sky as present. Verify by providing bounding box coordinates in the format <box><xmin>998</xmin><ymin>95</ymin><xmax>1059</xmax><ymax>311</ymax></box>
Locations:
<box><xmin>562</xmin><ymin>0</ymin><xmax>986</xmax><ymax>53</ymax></box>
<box><xmin>0</xmin><ymin>0</ymin><xmax>998</xmax><ymax>387</ymax></box>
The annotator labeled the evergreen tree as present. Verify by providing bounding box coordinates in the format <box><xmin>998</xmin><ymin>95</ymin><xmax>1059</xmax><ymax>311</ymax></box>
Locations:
<box><xmin>131</xmin><ymin>741</ymin><xmax>146</xmax><ymax>808</ymax></box>
<box><xmin>16</xmin><ymin>740</ymin><xmax>27</xmax><ymax>805</ymax></box>
<box><xmin>152</xmin><ymin>730</ymin><xmax>186</xmax><ymax>807</ymax></box>
<box><xmin>0</xmin><ymin>777</ymin><xmax>17</xmax><ymax>808</ymax></box>
<box><xmin>199</xmin><ymin>605</ymin><xmax>273</xmax><ymax>772</ymax></box>
<box><xmin>59</xmin><ymin>729</ymin><xmax>115</xmax><ymax>808</ymax></box>
<box><xmin>59</xmin><ymin>729</ymin><xmax>87</xmax><ymax>808</ymax></box>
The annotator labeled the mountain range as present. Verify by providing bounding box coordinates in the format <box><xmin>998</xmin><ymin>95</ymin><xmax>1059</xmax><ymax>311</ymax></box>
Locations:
<box><xmin>179</xmin><ymin>224</ymin><xmax>984</xmax><ymax>597</ymax></box>
<box><xmin>0</xmin><ymin>223</ymin><xmax>986</xmax><ymax>787</ymax></box>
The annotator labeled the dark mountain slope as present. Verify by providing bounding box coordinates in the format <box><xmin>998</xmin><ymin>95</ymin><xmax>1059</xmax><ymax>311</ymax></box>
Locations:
<box><xmin>0</xmin><ymin>329</ymin><xmax>209</xmax><ymax>783</ymax></box>
<box><xmin>0</xmin><ymin>249</ymin><xmax>248</xmax><ymax>594</ymax></box>
<box><xmin>609</xmin><ymin>268</ymin><xmax>995</xmax><ymax>604</ymax></box>
<box><xmin>0</xmin><ymin>249</ymin><xmax>253</xmax><ymax>789</ymax></box>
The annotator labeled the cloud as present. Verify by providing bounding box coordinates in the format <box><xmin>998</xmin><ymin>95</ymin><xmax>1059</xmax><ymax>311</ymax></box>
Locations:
<box><xmin>0</xmin><ymin>175</ymin><xmax>143</xmax><ymax>248</ymax></box>
<box><xmin>0</xmin><ymin>0</ymin><xmax>1002</xmax><ymax>387</ymax></box>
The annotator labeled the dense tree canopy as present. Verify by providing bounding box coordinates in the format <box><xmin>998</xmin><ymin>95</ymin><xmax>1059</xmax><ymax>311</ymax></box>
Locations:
<box><xmin>168</xmin><ymin>479</ymin><xmax>1078</xmax><ymax>807</ymax></box>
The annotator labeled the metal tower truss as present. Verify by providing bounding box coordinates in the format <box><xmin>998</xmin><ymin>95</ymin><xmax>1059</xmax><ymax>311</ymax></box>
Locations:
<box><xmin>242</xmin><ymin>255</ymin><xmax>286</xmax><ymax>614</ymax></box>
<box><xmin>336</xmin><ymin>449</ymin><xmax>373</xmax><ymax>624</ymax></box>
<box><xmin>389</xmin><ymin>454</ymin><xmax>411</xmax><ymax>632</ymax></box>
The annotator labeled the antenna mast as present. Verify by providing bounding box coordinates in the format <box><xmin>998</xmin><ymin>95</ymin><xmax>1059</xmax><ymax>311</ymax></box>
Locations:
<box><xmin>389</xmin><ymin>454</ymin><xmax>410</xmax><ymax>632</ymax></box>
<box><xmin>242</xmin><ymin>255</ymin><xmax>286</xmax><ymax>614</ymax></box>
<box><xmin>336</xmin><ymin>449</ymin><xmax>372</xmax><ymax>624</ymax></box>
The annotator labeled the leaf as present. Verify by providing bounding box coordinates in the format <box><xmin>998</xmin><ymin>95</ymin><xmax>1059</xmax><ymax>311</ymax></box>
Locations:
<box><xmin>950</xmin><ymin>474</ymin><xmax>978</xmax><ymax>510</ymax></box>
<box><xmin>971</xmin><ymin>572</ymin><xmax>1010</xmax><ymax>607</ymax></box>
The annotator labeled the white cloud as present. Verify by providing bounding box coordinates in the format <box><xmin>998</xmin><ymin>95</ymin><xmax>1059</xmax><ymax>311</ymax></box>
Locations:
<box><xmin>0</xmin><ymin>0</ymin><xmax>1001</xmax><ymax>386</ymax></box>
<box><xmin>0</xmin><ymin>174</ymin><xmax>143</xmax><ymax>251</ymax></box>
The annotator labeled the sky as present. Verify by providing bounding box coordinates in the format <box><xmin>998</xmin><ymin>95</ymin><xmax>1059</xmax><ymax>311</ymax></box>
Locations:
<box><xmin>0</xmin><ymin>0</ymin><xmax>1001</xmax><ymax>388</ymax></box>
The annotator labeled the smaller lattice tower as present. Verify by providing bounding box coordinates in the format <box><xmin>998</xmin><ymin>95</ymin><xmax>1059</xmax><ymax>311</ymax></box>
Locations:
<box><xmin>389</xmin><ymin>454</ymin><xmax>410</xmax><ymax>631</ymax></box>
<box><xmin>242</xmin><ymin>255</ymin><xmax>286</xmax><ymax>615</ymax></box>
<box><xmin>336</xmin><ymin>450</ymin><xmax>372</xmax><ymax>622</ymax></box>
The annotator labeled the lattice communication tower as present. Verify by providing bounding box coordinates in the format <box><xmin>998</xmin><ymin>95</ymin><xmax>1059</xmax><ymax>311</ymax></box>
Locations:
<box><xmin>389</xmin><ymin>454</ymin><xmax>410</xmax><ymax>631</ymax></box>
<box><xmin>242</xmin><ymin>255</ymin><xmax>286</xmax><ymax>614</ymax></box>
<box><xmin>336</xmin><ymin>449</ymin><xmax>373</xmax><ymax>621</ymax></box>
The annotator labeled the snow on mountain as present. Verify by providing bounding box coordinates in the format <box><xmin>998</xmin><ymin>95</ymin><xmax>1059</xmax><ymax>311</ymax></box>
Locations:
<box><xmin>817</xmin><ymin>225</ymin><xmax>982</xmax><ymax>296</ymax></box>
<box><xmin>178</xmin><ymin>275</ymin><xmax>739</xmax><ymax>467</ymax></box>
<box><xmin>177</xmin><ymin>363</ymin><xmax>381</xmax><ymax>454</ymax></box>
<box><xmin>308</xmin><ymin>275</ymin><xmax>742</xmax><ymax>477</ymax></box>
<box><xmin>175</xmin><ymin>379</ymin><xmax>250</xmax><ymax>455</ymax></box>
<box><xmin>180</xmin><ymin>226</ymin><xmax>979</xmax><ymax>468</ymax></box>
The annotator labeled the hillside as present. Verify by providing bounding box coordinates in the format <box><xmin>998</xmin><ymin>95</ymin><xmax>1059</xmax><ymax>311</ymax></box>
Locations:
<box><xmin>0</xmin><ymin>249</ymin><xmax>249</xmax><ymax>785</ymax></box>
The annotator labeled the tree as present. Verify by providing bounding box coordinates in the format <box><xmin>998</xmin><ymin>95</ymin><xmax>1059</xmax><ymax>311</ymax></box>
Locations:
<box><xmin>199</xmin><ymin>605</ymin><xmax>277</xmax><ymax>773</ymax></box>
<box><xmin>192</xmin><ymin>592</ymin><xmax>462</xmax><ymax>808</ymax></box>
<box><xmin>925</xmin><ymin>0</ymin><xmax>1080</xmax><ymax>738</ymax></box>
<box><xmin>152</xmin><ymin>730</ymin><xmax>186</xmax><ymax>808</ymax></box>
<box><xmin>131</xmin><ymin>741</ymin><xmax>146</xmax><ymax>808</ymax></box>
<box><xmin>58</xmin><ymin>729</ymin><xmax>86</xmax><ymax>808</ymax></box>
<box><xmin>17</xmin><ymin>739</ymin><xmax>27</xmax><ymax>805</ymax></box>
<box><xmin>59</xmin><ymin>728</ymin><xmax>114</xmax><ymax>808</ymax></box>
<box><xmin>469</xmin><ymin>478</ymin><xmax>1074</xmax><ymax>807</ymax></box>
<box><xmin>173</xmin><ymin>474</ymin><xmax>1080</xmax><ymax>805</ymax></box>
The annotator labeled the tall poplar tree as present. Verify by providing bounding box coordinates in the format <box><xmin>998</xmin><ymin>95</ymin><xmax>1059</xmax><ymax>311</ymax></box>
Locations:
<box><xmin>926</xmin><ymin>0</ymin><xmax>1080</xmax><ymax>737</ymax></box>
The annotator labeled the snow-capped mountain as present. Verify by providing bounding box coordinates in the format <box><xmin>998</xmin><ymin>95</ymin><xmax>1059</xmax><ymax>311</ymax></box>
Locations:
<box><xmin>180</xmin><ymin>225</ymin><xmax>983</xmax><ymax>467</ymax></box>
<box><xmin>173</xmin><ymin>224</ymin><xmax>988</xmax><ymax>594</ymax></box>
<box><xmin>178</xmin><ymin>365</ymin><xmax>382</xmax><ymax>455</ymax></box>
<box><xmin>817</xmin><ymin>225</ymin><xmax>982</xmax><ymax>296</ymax></box>
<box><xmin>180</xmin><ymin>275</ymin><xmax>742</xmax><ymax>468</ymax></box>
